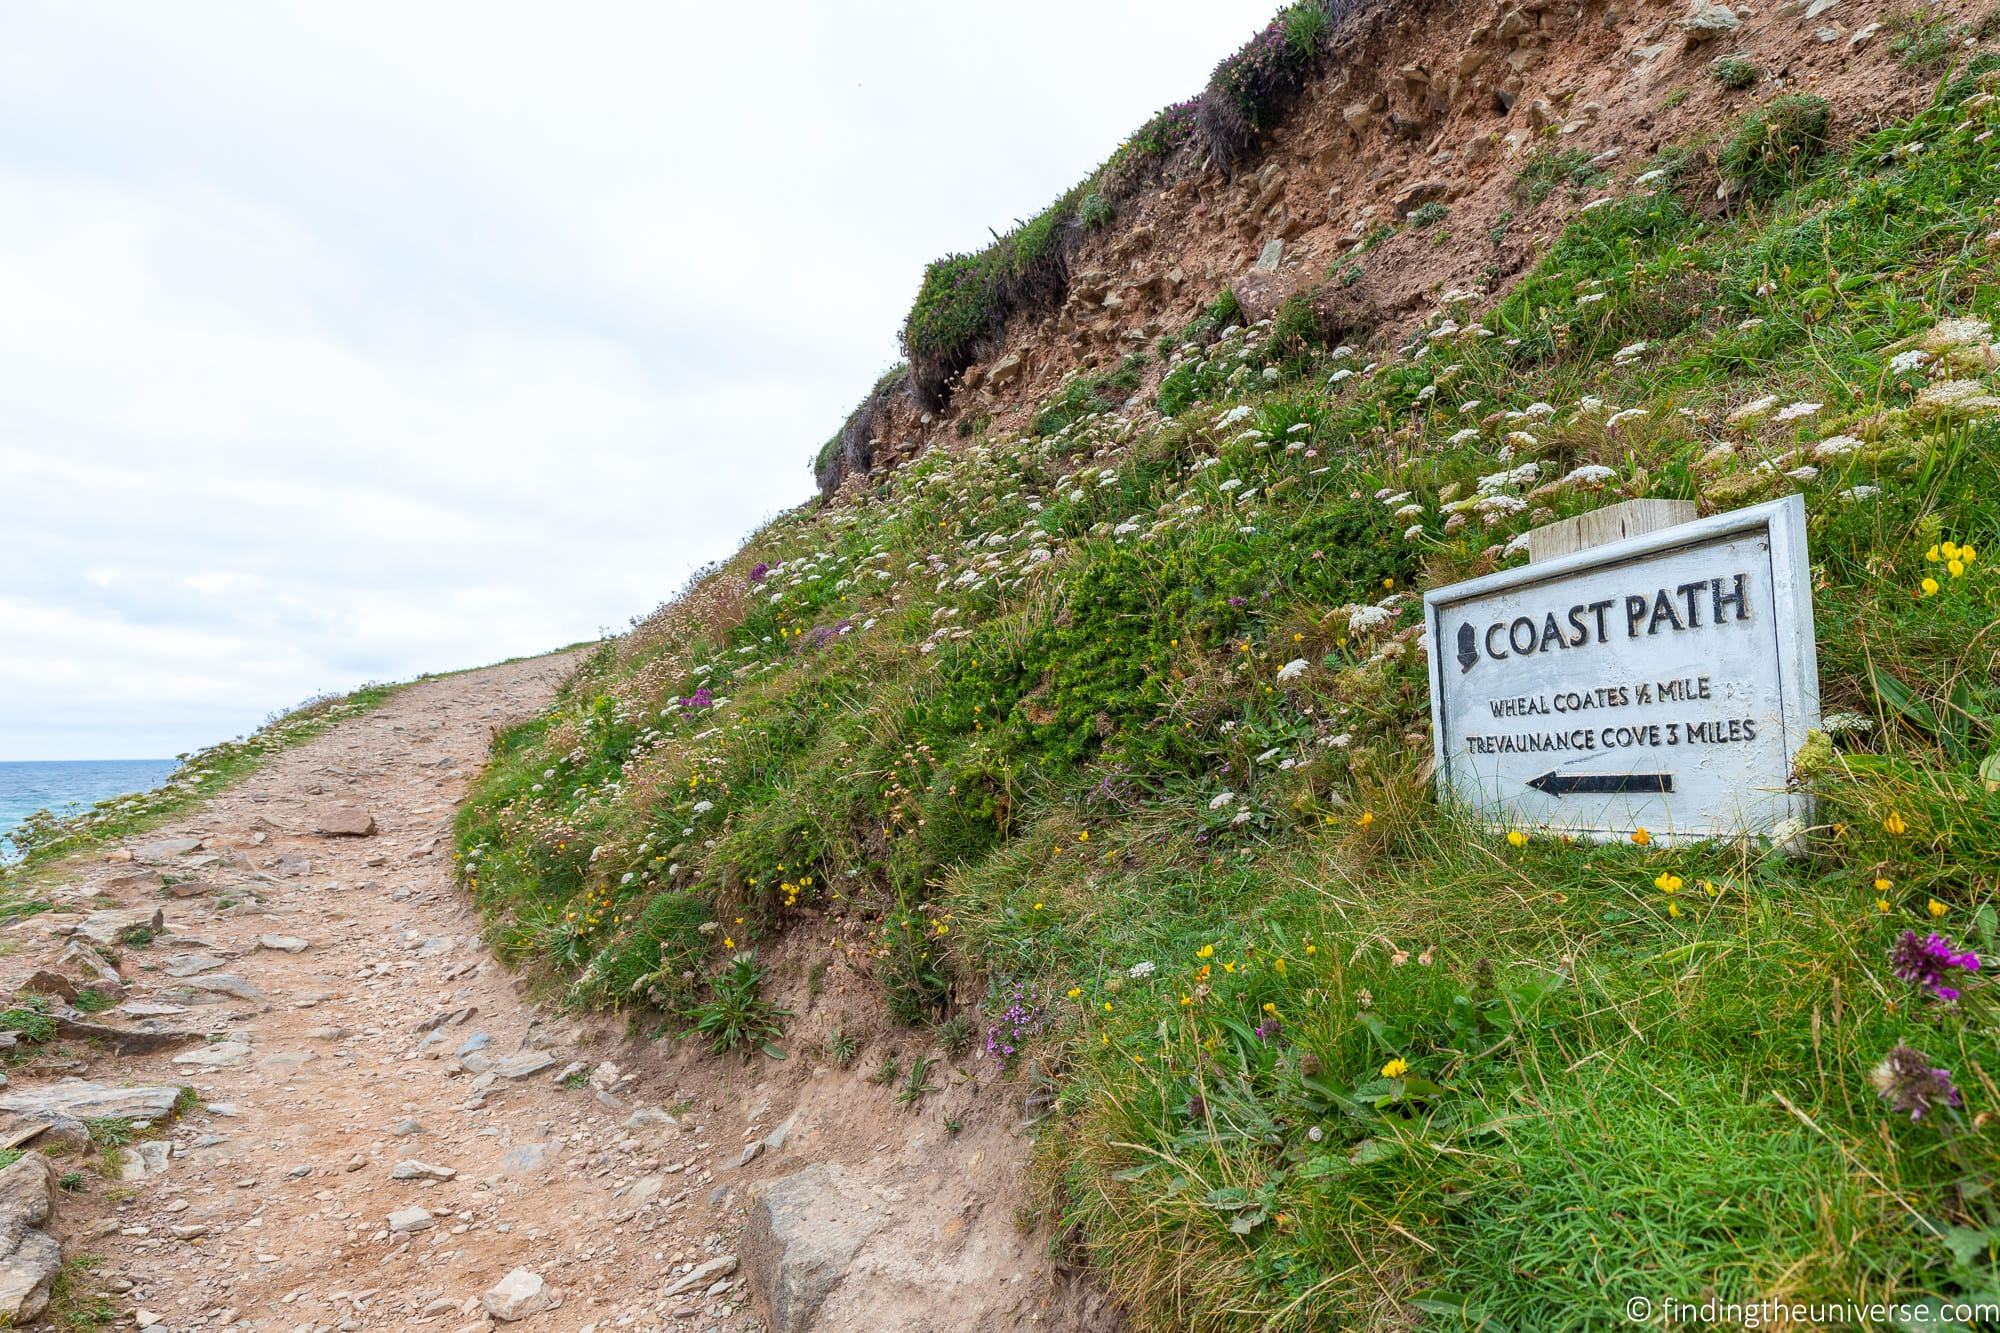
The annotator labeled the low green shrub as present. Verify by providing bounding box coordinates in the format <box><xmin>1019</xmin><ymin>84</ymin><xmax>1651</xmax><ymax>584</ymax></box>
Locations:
<box><xmin>1710</xmin><ymin>53</ymin><xmax>1760</xmax><ymax>89</ymax></box>
<box><xmin>1719</xmin><ymin>93</ymin><xmax>1832</xmax><ymax>200</ymax></box>
<box><xmin>683</xmin><ymin>953</ymin><xmax>791</xmax><ymax>1059</ymax></box>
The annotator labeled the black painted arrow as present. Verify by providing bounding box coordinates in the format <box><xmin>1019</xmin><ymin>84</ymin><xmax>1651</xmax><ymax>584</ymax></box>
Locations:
<box><xmin>1527</xmin><ymin>771</ymin><xmax>1675</xmax><ymax>795</ymax></box>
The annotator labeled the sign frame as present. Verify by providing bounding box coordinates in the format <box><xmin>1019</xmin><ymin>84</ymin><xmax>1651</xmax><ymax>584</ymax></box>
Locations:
<box><xmin>1423</xmin><ymin>495</ymin><xmax>1819</xmax><ymax>844</ymax></box>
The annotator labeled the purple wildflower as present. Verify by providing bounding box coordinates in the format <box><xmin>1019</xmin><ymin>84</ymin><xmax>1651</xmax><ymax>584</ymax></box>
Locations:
<box><xmin>1254</xmin><ymin>1016</ymin><xmax>1283</xmax><ymax>1042</ymax></box>
<box><xmin>680</xmin><ymin>686</ymin><xmax>714</xmax><ymax>711</ymax></box>
<box><xmin>1227</xmin><ymin>596</ymin><xmax>1247</xmax><ymax>609</ymax></box>
<box><xmin>1872</xmin><ymin>1044</ymin><xmax>1962</xmax><ymax>1120</ymax></box>
<box><xmin>747</xmin><ymin>562</ymin><xmax>770</xmax><ymax>584</ymax></box>
<box><xmin>800</xmin><ymin>618</ymin><xmax>854</xmax><ymax>650</ymax></box>
<box><xmin>1890</xmin><ymin>929</ymin><xmax>1981</xmax><ymax>1001</ymax></box>
<box><xmin>984</xmin><ymin>982</ymin><xmax>1046</xmax><ymax>1064</ymax></box>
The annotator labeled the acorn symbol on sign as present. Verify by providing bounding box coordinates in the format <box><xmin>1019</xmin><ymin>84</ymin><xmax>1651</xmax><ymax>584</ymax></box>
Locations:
<box><xmin>1456</xmin><ymin>621</ymin><xmax>1479</xmax><ymax>674</ymax></box>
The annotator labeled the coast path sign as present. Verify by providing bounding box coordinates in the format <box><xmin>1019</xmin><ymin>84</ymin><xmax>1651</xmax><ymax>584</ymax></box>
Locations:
<box><xmin>1423</xmin><ymin>495</ymin><xmax>1819</xmax><ymax>842</ymax></box>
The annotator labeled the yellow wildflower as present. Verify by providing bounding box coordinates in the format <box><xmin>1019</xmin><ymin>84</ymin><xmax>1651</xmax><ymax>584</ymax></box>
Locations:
<box><xmin>1884</xmin><ymin>811</ymin><xmax>1908</xmax><ymax>835</ymax></box>
<box><xmin>1631</xmin><ymin>827</ymin><xmax>1652</xmax><ymax>846</ymax></box>
<box><xmin>1381</xmin><ymin>1058</ymin><xmax>1409</xmax><ymax>1078</ymax></box>
<box><xmin>1506</xmin><ymin>830</ymin><xmax>1527</xmax><ymax>848</ymax></box>
<box><xmin>1929</xmin><ymin>898</ymin><xmax>1948</xmax><ymax>918</ymax></box>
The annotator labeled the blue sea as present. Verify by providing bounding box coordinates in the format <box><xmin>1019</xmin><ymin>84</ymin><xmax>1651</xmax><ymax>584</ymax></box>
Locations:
<box><xmin>0</xmin><ymin>759</ymin><xmax>178</xmax><ymax>861</ymax></box>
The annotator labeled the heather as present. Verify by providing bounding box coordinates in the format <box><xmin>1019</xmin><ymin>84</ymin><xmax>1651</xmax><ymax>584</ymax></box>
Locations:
<box><xmin>460</xmin><ymin>66</ymin><xmax>2000</xmax><ymax>1330</ymax></box>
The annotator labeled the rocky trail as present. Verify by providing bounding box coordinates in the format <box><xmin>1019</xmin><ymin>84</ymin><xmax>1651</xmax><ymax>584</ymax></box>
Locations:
<box><xmin>0</xmin><ymin>655</ymin><xmax>1103</xmax><ymax>1333</ymax></box>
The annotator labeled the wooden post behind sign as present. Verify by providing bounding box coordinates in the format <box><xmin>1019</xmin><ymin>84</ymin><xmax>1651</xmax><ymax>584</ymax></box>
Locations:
<box><xmin>1526</xmin><ymin>498</ymin><xmax>1698</xmax><ymax>563</ymax></box>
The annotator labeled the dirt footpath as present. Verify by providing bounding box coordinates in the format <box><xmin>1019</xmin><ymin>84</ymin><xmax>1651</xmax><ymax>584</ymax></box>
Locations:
<box><xmin>0</xmin><ymin>655</ymin><xmax>1113</xmax><ymax>1333</ymax></box>
<box><xmin>3</xmin><ymin>655</ymin><xmax>764</xmax><ymax>1331</ymax></box>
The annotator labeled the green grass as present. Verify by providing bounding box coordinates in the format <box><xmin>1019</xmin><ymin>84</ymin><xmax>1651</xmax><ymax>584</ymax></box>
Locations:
<box><xmin>71</xmin><ymin>989</ymin><xmax>117</xmax><ymax>1015</ymax></box>
<box><xmin>0</xmin><ymin>998</ymin><xmax>55</xmax><ymax>1045</ymax></box>
<box><xmin>458</xmin><ymin>67</ymin><xmax>2000</xmax><ymax>1329</ymax></box>
<box><xmin>1516</xmin><ymin>146</ymin><xmax>1609</xmax><ymax>207</ymax></box>
<box><xmin>44</xmin><ymin>1254</ymin><xmax>118</xmax><ymax>1330</ymax></box>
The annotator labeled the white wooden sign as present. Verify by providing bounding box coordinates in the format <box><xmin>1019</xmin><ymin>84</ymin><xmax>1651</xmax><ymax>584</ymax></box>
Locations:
<box><xmin>1424</xmin><ymin>495</ymin><xmax>1819</xmax><ymax>842</ymax></box>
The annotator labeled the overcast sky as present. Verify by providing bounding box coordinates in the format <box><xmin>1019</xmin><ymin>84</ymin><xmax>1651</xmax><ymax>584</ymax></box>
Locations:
<box><xmin>0</xmin><ymin>1</ymin><xmax>1277</xmax><ymax>761</ymax></box>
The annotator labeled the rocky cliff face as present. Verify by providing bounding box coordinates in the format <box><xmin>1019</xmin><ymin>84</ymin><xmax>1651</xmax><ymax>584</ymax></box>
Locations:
<box><xmin>824</xmin><ymin>0</ymin><xmax>1930</xmax><ymax>491</ymax></box>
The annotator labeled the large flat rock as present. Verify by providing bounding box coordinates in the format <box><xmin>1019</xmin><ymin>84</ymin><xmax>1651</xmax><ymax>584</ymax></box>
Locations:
<box><xmin>0</xmin><ymin>1079</ymin><xmax>184</xmax><ymax>1122</ymax></box>
<box><xmin>742</xmin><ymin>1164</ymin><xmax>886</xmax><ymax>1333</ymax></box>
<box><xmin>311</xmin><ymin>804</ymin><xmax>377</xmax><ymax>837</ymax></box>
<box><xmin>0</xmin><ymin>1155</ymin><xmax>60</xmax><ymax>1323</ymax></box>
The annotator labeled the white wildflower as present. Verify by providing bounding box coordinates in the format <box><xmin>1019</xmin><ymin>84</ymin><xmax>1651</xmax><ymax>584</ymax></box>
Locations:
<box><xmin>1127</xmin><ymin>961</ymin><xmax>1156</xmax><ymax>980</ymax></box>
<box><xmin>1277</xmin><ymin>658</ymin><xmax>1309</xmax><ymax>682</ymax></box>
<box><xmin>1728</xmin><ymin>394</ymin><xmax>1779</xmax><ymax>424</ymax></box>
<box><xmin>1348</xmin><ymin>604</ymin><xmax>1395</xmax><ymax>634</ymax></box>
<box><xmin>1772</xmin><ymin>401</ymin><xmax>1822</xmax><ymax>424</ymax></box>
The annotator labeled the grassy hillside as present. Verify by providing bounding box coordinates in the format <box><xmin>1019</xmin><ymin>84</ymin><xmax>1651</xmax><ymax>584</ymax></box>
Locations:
<box><xmin>458</xmin><ymin>63</ymin><xmax>2000</xmax><ymax>1329</ymax></box>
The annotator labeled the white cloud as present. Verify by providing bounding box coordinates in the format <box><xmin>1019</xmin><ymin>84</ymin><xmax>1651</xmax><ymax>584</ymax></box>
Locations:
<box><xmin>0</xmin><ymin>0</ymin><xmax>1274</xmax><ymax>758</ymax></box>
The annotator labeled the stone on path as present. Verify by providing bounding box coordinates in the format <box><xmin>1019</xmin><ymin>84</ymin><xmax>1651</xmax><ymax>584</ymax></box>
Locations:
<box><xmin>742</xmin><ymin>1165</ymin><xmax>887</xmax><ymax>1333</ymax></box>
<box><xmin>311</xmin><ymin>804</ymin><xmax>377</xmax><ymax>837</ymax></box>
<box><xmin>132</xmin><ymin>838</ymin><xmax>204</xmax><ymax>863</ymax></box>
<box><xmin>390</xmin><ymin>1159</ymin><xmax>455</xmax><ymax>1181</ymax></box>
<box><xmin>482</xmin><ymin>1268</ymin><xmax>554</xmax><ymax>1321</ymax></box>
<box><xmin>49</xmin><ymin>1015</ymin><xmax>204</xmax><ymax>1057</ymax></box>
<box><xmin>0</xmin><ymin>1155</ymin><xmax>60</xmax><ymax>1323</ymax></box>
<box><xmin>71</xmin><ymin>906</ymin><xmax>164</xmax><ymax>949</ymax></box>
<box><xmin>257</xmin><ymin>934</ymin><xmax>309</xmax><ymax>953</ymax></box>
<box><xmin>663</xmin><ymin>1254</ymin><xmax>737</xmax><ymax>1298</ymax></box>
<box><xmin>172</xmin><ymin>1041</ymin><xmax>251</xmax><ymax>1069</ymax></box>
<box><xmin>182</xmin><ymin>974</ymin><xmax>267</xmax><ymax>1002</ymax></box>
<box><xmin>0</xmin><ymin>1079</ymin><xmax>184</xmax><ymax>1122</ymax></box>
<box><xmin>386</xmin><ymin>1206</ymin><xmax>435</xmax><ymax>1233</ymax></box>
